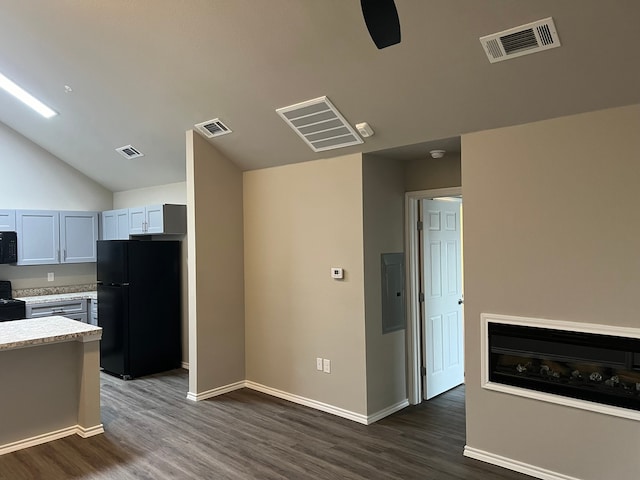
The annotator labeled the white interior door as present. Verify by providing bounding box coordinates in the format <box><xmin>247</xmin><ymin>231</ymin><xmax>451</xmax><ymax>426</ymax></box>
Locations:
<box><xmin>421</xmin><ymin>198</ymin><xmax>464</xmax><ymax>400</ymax></box>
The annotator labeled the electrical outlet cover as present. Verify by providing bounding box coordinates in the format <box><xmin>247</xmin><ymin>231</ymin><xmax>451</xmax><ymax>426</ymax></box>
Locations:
<box><xmin>323</xmin><ymin>358</ymin><xmax>331</xmax><ymax>373</ymax></box>
<box><xmin>316</xmin><ymin>357</ymin><xmax>323</xmax><ymax>371</ymax></box>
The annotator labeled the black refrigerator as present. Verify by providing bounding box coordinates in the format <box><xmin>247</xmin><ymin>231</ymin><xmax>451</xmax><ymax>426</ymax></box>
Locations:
<box><xmin>97</xmin><ymin>240</ymin><xmax>181</xmax><ymax>379</ymax></box>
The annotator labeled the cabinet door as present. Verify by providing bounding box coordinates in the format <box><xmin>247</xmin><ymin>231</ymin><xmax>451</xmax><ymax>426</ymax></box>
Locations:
<box><xmin>102</xmin><ymin>209</ymin><xmax>129</xmax><ymax>240</ymax></box>
<box><xmin>115</xmin><ymin>209</ymin><xmax>130</xmax><ymax>239</ymax></box>
<box><xmin>0</xmin><ymin>210</ymin><xmax>16</xmax><ymax>231</ymax></box>
<box><xmin>129</xmin><ymin>206</ymin><xmax>146</xmax><ymax>235</ymax></box>
<box><xmin>101</xmin><ymin>211</ymin><xmax>118</xmax><ymax>240</ymax></box>
<box><xmin>60</xmin><ymin>211</ymin><xmax>99</xmax><ymax>263</ymax></box>
<box><xmin>16</xmin><ymin>210</ymin><xmax>59</xmax><ymax>265</ymax></box>
<box><xmin>145</xmin><ymin>204</ymin><xmax>164</xmax><ymax>234</ymax></box>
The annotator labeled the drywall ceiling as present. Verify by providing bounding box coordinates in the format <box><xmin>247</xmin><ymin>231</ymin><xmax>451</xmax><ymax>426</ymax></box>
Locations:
<box><xmin>0</xmin><ymin>1</ymin><xmax>638</xmax><ymax>192</ymax></box>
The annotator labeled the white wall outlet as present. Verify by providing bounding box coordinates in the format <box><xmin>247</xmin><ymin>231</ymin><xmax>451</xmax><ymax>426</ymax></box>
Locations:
<box><xmin>331</xmin><ymin>267</ymin><xmax>343</xmax><ymax>279</ymax></box>
<box><xmin>316</xmin><ymin>357</ymin><xmax>323</xmax><ymax>371</ymax></box>
<box><xmin>323</xmin><ymin>358</ymin><xmax>331</xmax><ymax>373</ymax></box>
<box><xmin>47</xmin><ymin>272</ymin><xmax>54</xmax><ymax>282</ymax></box>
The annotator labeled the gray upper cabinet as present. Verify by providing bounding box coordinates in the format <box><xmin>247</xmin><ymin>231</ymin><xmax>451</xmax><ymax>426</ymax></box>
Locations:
<box><xmin>59</xmin><ymin>211</ymin><xmax>99</xmax><ymax>263</ymax></box>
<box><xmin>16</xmin><ymin>210</ymin><xmax>60</xmax><ymax>265</ymax></box>
<box><xmin>16</xmin><ymin>210</ymin><xmax>98</xmax><ymax>265</ymax></box>
<box><xmin>129</xmin><ymin>204</ymin><xmax>186</xmax><ymax>235</ymax></box>
<box><xmin>101</xmin><ymin>208</ymin><xmax>129</xmax><ymax>240</ymax></box>
<box><xmin>0</xmin><ymin>210</ymin><xmax>16</xmax><ymax>231</ymax></box>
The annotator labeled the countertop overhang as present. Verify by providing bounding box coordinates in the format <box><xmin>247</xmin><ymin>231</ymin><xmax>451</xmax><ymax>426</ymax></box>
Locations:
<box><xmin>0</xmin><ymin>316</ymin><xmax>102</xmax><ymax>351</ymax></box>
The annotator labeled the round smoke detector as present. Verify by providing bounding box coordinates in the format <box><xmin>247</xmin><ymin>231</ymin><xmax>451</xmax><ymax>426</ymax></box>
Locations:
<box><xmin>429</xmin><ymin>149</ymin><xmax>446</xmax><ymax>159</ymax></box>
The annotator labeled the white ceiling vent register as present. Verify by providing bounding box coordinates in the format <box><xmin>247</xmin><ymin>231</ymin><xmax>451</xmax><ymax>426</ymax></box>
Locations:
<box><xmin>276</xmin><ymin>96</ymin><xmax>363</xmax><ymax>152</ymax></box>
<box><xmin>194</xmin><ymin>118</ymin><xmax>232</xmax><ymax>138</ymax></box>
<box><xmin>115</xmin><ymin>145</ymin><xmax>144</xmax><ymax>159</ymax></box>
<box><xmin>480</xmin><ymin>17</ymin><xmax>560</xmax><ymax>63</ymax></box>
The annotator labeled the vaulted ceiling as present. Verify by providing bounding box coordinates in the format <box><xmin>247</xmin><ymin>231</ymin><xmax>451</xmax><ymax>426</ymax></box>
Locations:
<box><xmin>1</xmin><ymin>1</ymin><xmax>638</xmax><ymax>192</ymax></box>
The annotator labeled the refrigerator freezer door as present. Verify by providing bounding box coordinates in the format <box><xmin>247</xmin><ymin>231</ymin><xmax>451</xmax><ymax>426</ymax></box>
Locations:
<box><xmin>97</xmin><ymin>240</ymin><xmax>130</xmax><ymax>284</ymax></box>
<box><xmin>98</xmin><ymin>284</ymin><xmax>129</xmax><ymax>377</ymax></box>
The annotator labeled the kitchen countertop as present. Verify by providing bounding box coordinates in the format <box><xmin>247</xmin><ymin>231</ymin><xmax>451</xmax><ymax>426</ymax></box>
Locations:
<box><xmin>0</xmin><ymin>316</ymin><xmax>102</xmax><ymax>351</ymax></box>
<box><xmin>15</xmin><ymin>291</ymin><xmax>97</xmax><ymax>304</ymax></box>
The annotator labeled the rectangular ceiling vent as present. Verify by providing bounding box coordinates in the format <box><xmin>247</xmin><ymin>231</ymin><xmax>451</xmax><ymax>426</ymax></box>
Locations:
<box><xmin>276</xmin><ymin>96</ymin><xmax>363</xmax><ymax>152</ymax></box>
<box><xmin>194</xmin><ymin>118</ymin><xmax>232</xmax><ymax>138</ymax></box>
<box><xmin>480</xmin><ymin>17</ymin><xmax>560</xmax><ymax>63</ymax></box>
<box><xmin>116</xmin><ymin>145</ymin><xmax>144</xmax><ymax>159</ymax></box>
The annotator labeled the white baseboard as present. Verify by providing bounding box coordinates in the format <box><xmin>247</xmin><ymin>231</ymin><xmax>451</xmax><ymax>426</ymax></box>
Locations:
<box><xmin>186</xmin><ymin>379</ymin><xmax>408</xmax><ymax>425</ymax></box>
<box><xmin>186</xmin><ymin>380</ymin><xmax>245</xmax><ymax>402</ymax></box>
<box><xmin>0</xmin><ymin>424</ymin><xmax>104</xmax><ymax>456</ymax></box>
<box><xmin>464</xmin><ymin>446</ymin><xmax>582</xmax><ymax>480</ymax></box>
<box><xmin>366</xmin><ymin>399</ymin><xmax>409</xmax><ymax>424</ymax></box>
<box><xmin>246</xmin><ymin>381</ymin><xmax>371</xmax><ymax>424</ymax></box>
<box><xmin>76</xmin><ymin>424</ymin><xmax>104</xmax><ymax>438</ymax></box>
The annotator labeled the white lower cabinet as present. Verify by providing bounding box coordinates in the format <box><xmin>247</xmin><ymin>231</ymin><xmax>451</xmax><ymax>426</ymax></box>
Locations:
<box><xmin>89</xmin><ymin>298</ymin><xmax>98</xmax><ymax>326</ymax></box>
<box><xmin>26</xmin><ymin>299</ymin><xmax>88</xmax><ymax>324</ymax></box>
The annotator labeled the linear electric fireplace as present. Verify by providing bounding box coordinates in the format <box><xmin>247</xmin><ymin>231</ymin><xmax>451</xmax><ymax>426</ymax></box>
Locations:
<box><xmin>481</xmin><ymin>314</ymin><xmax>640</xmax><ymax>421</ymax></box>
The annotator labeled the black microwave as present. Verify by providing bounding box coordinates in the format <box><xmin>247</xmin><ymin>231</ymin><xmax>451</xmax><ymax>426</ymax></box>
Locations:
<box><xmin>0</xmin><ymin>232</ymin><xmax>18</xmax><ymax>264</ymax></box>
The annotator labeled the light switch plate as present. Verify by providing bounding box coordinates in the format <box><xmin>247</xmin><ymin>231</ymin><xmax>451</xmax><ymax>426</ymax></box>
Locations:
<box><xmin>316</xmin><ymin>357</ymin><xmax>323</xmax><ymax>371</ymax></box>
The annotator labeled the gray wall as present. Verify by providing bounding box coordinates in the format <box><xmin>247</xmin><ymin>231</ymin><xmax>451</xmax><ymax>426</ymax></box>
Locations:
<box><xmin>0</xmin><ymin>342</ymin><xmax>79</xmax><ymax>445</ymax></box>
<box><xmin>462</xmin><ymin>104</ymin><xmax>640</xmax><ymax>479</ymax></box>
<box><xmin>243</xmin><ymin>154</ymin><xmax>368</xmax><ymax>414</ymax></box>
<box><xmin>362</xmin><ymin>155</ymin><xmax>407</xmax><ymax>414</ymax></box>
<box><xmin>186</xmin><ymin>130</ymin><xmax>245</xmax><ymax>395</ymax></box>
<box><xmin>404</xmin><ymin>153</ymin><xmax>461</xmax><ymax>192</ymax></box>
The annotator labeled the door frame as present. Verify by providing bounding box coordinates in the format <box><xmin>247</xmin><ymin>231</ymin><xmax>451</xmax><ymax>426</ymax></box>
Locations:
<box><xmin>405</xmin><ymin>186</ymin><xmax>462</xmax><ymax>404</ymax></box>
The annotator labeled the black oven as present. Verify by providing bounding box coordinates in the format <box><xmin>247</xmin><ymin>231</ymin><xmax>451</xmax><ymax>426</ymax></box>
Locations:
<box><xmin>0</xmin><ymin>280</ymin><xmax>26</xmax><ymax>321</ymax></box>
<box><xmin>0</xmin><ymin>299</ymin><xmax>26</xmax><ymax>321</ymax></box>
<box><xmin>0</xmin><ymin>231</ymin><xmax>18</xmax><ymax>264</ymax></box>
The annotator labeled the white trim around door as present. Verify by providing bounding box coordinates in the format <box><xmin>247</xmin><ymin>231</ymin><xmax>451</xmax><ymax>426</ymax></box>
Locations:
<box><xmin>404</xmin><ymin>187</ymin><xmax>462</xmax><ymax>404</ymax></box>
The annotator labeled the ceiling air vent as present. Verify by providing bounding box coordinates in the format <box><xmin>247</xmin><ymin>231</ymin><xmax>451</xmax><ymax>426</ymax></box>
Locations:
<box><xmin>480</xmin><ymin>17</ymin><xmax>560</xmax><ymax>63</ymax></box>
<box><xmin>194</xmin><ymin>118</ymin><xmax>232</xmax><ymax>138</ymax></box>
<box><xmin>276</xmin><ymin>96</ymin><xmax>363</xmax><ymax>152</ymax></box>
<box><xmin>115</xmin><ymin>145</ymin><xmax>144</xmax><ymax>159</ymax></box>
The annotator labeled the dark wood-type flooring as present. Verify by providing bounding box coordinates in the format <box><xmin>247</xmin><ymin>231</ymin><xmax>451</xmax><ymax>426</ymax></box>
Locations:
<box><xmin>0</xmin><ymin>369</ymin><xmax>532</xmax><ymax>479</ymax></box>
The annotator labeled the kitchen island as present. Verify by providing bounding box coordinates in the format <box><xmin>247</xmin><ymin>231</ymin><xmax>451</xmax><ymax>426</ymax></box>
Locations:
<box><xmin>0</xmin><ymin>316</ymin><xmax>103</xmax><ymax>455</ymax></box>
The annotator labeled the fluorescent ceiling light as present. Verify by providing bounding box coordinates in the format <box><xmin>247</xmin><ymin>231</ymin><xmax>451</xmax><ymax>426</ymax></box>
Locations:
<box><xmin>0</xmin><ymin>72</ymin><xmax>57</xmax><ymax>118</ymax></box>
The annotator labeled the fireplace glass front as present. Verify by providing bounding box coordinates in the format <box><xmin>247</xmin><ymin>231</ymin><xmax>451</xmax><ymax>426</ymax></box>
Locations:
<box><xmin>488</xmin><ymin>323</ymin><xmax>640</xmax><ymax>411</ymax></box>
